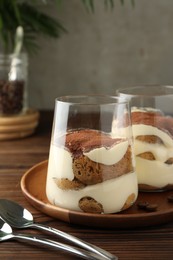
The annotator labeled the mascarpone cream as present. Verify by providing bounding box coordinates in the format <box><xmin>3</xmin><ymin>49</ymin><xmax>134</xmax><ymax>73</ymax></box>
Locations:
<box><xmin>46</xmin><ymin>170</ymin><xmax>137</xmax><ymax>213</ymax></box>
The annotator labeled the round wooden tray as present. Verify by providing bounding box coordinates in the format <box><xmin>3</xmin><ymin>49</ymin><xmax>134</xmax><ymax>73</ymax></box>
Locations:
<box><xmin>21</xmin><ymin>160</ymin><xmax>173</xmax><ymax>229</ymax></box>
<box><xmin>0</xmin><ymin>109</ymin><xmax>39</xmax><ymax>140</ymax></box>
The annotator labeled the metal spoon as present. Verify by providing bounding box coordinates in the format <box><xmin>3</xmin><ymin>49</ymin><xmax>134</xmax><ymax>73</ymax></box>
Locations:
<box><xmin>0</xmin><ymin>199</ymin><xmax>117</xmax><ymax>260</ymax></box>
<box><xmin>0</xmin><ymin>217</ymin><xmax>106</xmax><ymax>260</ymax></box>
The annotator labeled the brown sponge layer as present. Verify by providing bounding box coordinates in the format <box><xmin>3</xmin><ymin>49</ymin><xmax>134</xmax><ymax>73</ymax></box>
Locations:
<box><xmin>73</xmin><ymin>146</ymin><xmax>133</xmax><ymax>185</ymax></box>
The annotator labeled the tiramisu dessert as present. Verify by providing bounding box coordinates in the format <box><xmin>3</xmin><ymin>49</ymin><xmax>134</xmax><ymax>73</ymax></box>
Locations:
<box><xmin>131</xmin><ymin>108</ymin><xmax>173</xmax><ymax>191</ymax></box>
<box><xmin>46</xmin><ymin>129</ymin><xmax>137</xmax><ymax>214</ymax></box>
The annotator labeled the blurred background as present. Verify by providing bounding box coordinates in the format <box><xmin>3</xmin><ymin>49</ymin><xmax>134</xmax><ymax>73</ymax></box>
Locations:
<box><xmin>2</xmin><ymin>0</ymin><xmax>173</xmax><ymax>110</ymax></box>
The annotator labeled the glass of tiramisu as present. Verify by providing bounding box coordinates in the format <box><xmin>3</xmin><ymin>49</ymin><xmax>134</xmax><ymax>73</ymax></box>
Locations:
<box><xmin>46</xmin><ymin>95</ymin><xmax>138</xmax><ymax>214</ymax></box>
<box><xmin>117</xmin><ymin>85</ymin><xmax>173</xmax><ymax>192</ymax></box>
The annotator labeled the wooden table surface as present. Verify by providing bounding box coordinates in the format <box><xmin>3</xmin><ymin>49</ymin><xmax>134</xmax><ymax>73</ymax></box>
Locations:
<box><xmin>0</xmin><ymin>110</ymin><xmax>173</xmax><ymax>260</ymax></box>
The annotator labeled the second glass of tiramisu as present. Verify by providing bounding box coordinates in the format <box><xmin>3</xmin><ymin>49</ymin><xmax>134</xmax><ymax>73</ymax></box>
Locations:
<box><xmin>117</xmin><ymin>85</ymin><xmax>173</xmax><ymax>192</ymax></box>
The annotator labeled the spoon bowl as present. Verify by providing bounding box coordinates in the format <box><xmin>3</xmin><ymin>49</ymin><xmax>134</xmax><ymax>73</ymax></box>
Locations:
<box><xmin>0</xmin><ymin>199</ymin><xmax>33</xmax><ymax>228</ymax></box>
<box><xmin>0</xmin><ymin>219</ymin><xmax>13</xmax><ymax>241</ymax></box>
<box><xmin>0</xmin><ymin>199</ymin><xmax>117</xmax><ymax>260</ymax></box>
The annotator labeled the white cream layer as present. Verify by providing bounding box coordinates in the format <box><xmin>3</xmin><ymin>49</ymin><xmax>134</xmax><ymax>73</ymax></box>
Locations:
<box><xmin>136</xmin><ymin>157</ymin><xmax>173</xmax><ymax>187</ymax></box>
<box><xmin>132</xmin><ymin>124</ymin><xmax>173</xmax><ymax>147</ymax></box>
<box><xmin>83</xmin><ymin>140</ymin><xmax>128</xmax><ymax>165</ymax></box>
<box><xmin>134</xmin><ymin>139</ymin><xmax>173</xmax><ymax>162</ymax></box>
<box><xmin>48</xmin><ymin>145</ymin><xmax>74</xmax><ymax>180</ymax></box>
<box><xmin>46</xmin><ymin>171</ymin><xmax>138</xmax><ymax>214</ymax></box>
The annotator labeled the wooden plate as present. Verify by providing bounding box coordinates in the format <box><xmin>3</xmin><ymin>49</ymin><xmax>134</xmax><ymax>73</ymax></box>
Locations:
<box><xmin>21</xmin><ymin>160</ymin><xmax>173</xmax><ymax>229</ymax></box>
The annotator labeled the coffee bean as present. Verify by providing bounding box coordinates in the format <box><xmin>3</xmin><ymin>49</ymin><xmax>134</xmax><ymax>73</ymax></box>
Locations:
<box><xmin>145</xmin><ymin>204</ymin><xmax>158</xmax><ymax>212</ymax></box>
<box><xmin>137</xmin><ymin>201</ymin><xmax>149</xmax><ymax>209</ymax></box>
<box><xmin>137</xmin><ymin>201</ymin><xmax>158</xmax><ymax>212</ymax></box>
<box><xmin>0</xmin><ymin>80</ymin><xmax>25</xmax><ymax>115</ymax></box>
<box><xmin>167</xmin><ymin>195</ymin><xmax>173</xmax><ymax>202</ymax></box>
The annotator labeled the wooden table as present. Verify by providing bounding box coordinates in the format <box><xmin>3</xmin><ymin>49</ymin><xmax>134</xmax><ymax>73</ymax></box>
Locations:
<box><xmin>0</xmin><ymin>110</ymin><xmax>173</xmax><ymax>260</ymax></box>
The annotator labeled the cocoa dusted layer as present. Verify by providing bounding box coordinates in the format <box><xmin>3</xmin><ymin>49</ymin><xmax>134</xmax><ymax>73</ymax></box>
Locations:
<box><xmin>65</xmin><ymin>129</ymin><xmax>122</xmax><ymax>157</ymax></box>
<box><xmin>131</xmin><ymin>111</ymin><xmax>173</xmax><ymax>137</ymax></box>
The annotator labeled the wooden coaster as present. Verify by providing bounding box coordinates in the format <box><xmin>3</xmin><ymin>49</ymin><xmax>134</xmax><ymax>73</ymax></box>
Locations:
<box><xmin>0</xmin><ymin>129</ymin><xmax>35</xmax><ymax>141</ymax></box>
<box><xmin>0</xmin><ymin>120</ymin><xmax>39</xmax><ymax>133</ymax></box>
<box><xmin>0</xmin><ymin>109</ymin><xmax>39</xmax><ymax>126</ymax></box>
<box><xmin>0</xmin><ymin>108</ymin><xmax>40</xmax><ymax>140</ymax></box>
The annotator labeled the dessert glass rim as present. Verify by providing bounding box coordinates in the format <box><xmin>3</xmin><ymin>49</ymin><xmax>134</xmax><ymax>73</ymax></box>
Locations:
<box><xmin>117</xmin><ymin>85</ymin><xmax>173</xmax><ymax>97</ymax></box>
<box><xmin>55</xmin><ymin>94</ymin><xmax>128</xmax><ymax>105</ymax></box>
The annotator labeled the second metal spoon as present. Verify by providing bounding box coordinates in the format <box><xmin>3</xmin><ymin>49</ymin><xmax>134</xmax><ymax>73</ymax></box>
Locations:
<box><xmin>0</xmin><ymin>217</ymin><xmax>106</xmax><ymax>260</ymax></box>
<box><xmin>0</xmin><ymin>199</ymin><xmax>117</xmax><ymax>260</ymax></box>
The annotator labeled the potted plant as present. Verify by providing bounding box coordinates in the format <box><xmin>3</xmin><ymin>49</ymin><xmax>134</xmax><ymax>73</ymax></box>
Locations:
<box><xmin>0</xmin><ymin>0</ymin><xmax>129</xmax><ymax>116</ymax></box>
<box><xmin>0</xmin><ymin>0</ymin><xmax>67</xmax><ymax>115</ymax></box>
<box><xmin>0</xmin><ymin>0</ymin><xmax>119</xmax><ymax>54</ymax></box>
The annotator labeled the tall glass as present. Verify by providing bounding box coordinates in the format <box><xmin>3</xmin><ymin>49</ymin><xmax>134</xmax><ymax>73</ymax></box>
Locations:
<box><xmin>117</xmin><ymin>85</ymin><xmax>173</xmax><ymax>192</ymax></box>
<box><xmin>46</xmin><ymin>95</ymin><xmax>138</xmax><ymax>214</ymax></box>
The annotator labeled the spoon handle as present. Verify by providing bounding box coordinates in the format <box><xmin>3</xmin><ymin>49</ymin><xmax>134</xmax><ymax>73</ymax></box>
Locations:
<box><xmin>32</xmin><ymin>223</ymin><xmax>116</xmax><ymax>260</ymax></box>
<box><xmin>13</xmin><ymin>233</ymin><xmax>105</xmax><ymax>260</ymax></box>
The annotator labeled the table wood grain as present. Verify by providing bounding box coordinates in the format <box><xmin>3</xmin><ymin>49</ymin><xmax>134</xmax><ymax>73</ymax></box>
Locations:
<box><xmin>0</xmin><ymin>111</ymin><xmax>173</xmax><ymax>259</ymax></box>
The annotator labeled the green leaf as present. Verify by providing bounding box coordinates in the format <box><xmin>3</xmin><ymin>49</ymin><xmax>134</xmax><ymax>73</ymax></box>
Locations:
<box><xmin>11</xmin><ymin>0</ymin><xmax>22</xmax><ymax>24</ymax></box>
<box><xmin>131</xmin><ymin>0</ymin><xmax>135</xmax><ymax>7</ymax></box>
<box><xmin>54</xmin><ymin>0</ymin><xmax>63</xmax><ymax>8</ymax></box>
<box><xmin>21</xmin><ymin>3</ymin><xmax>66</xmax><ymax>36</ymax></box>
<box><xmin>104</xmin><ymin>0</ymin><xmax>114</xmax><ymax>10</ymax></box>
<box><xmin>0</xmin><ymin>0</ymin><xmax>135</xmax><ymax>54</ymax></box>
<box><xmin>81</xmin><ymin>0</ymin><xmax>95</xmax><ymax>12</ymax></box>
<box><xmin>0</xmin><ymin>15</ymin><xmax>3</xmax><ymax>30</ymax></box>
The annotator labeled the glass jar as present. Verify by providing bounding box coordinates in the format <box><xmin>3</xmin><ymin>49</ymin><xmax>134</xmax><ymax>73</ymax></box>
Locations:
<box><xmin>0</xmin><ymin>53</ymin><xmax>28</xmax><ymax>116</ymax></box>
<box><xmin>46</xmin><ymin>95</ymin><xmax>138</xmax><ymax>214</ymax></box>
